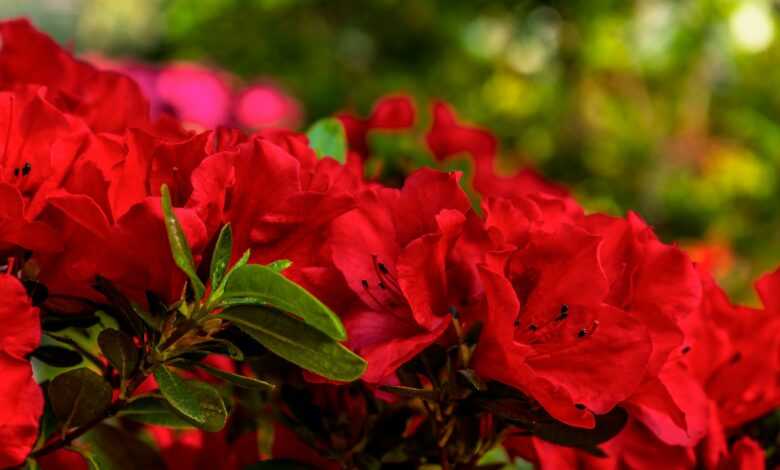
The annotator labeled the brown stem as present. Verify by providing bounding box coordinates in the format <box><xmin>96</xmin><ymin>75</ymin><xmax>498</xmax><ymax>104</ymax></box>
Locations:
<box><xmin>26</xmin><ymin>399</ymin><xmax>125</xmax><ymax>460</ymax></box>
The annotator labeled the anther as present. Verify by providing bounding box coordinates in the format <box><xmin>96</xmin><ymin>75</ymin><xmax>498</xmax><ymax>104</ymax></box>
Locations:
<box><xmin>361</xmin><ymin>279</ymin><xmax>369</xmax><ymax>289</ymax></box>
<box><xmin>377</xmin><ymin>262</ymin><xmax>389</xmax><ymax>274</ymax></box>
<box><xmin>575</xmin><ymin>403</ymin><xmax>586</xmax><ymax>410</ymax></box>
<box><xmin>528</xmin><ymin>323</ymin><xmax>538</xmax><ymax>332</ymax></box>
<box><xmin>13</xmin><ymin>167</ymin><xmax>19</xmax><ymax>176</ymax></box>
<box><xmin>378</xmin><ymin>281</ymin><xmax>387</xmax><ymax>290</ymax></box>
<box><xmin>513</xmin><ymin>318</ymin><xmax>521</xmax><ymax>328</ymax></box>
<box><xmin>448</xmin><ymin>306</ymin><xmax>460</xmax><ymax>319</ymax></box>
<box><xmin>731</xmin><ymin>352</ymin><xmax>742</xmax><ymax>364</ymax></box>
<box><xmin>556</xmin><ymin>304</ymin><xmax>569</xmax><ymax>321</ymax></box>
<box><xmin>681</xmin><ymin>346</ymin><xmax>691</xmax><ymax>354</ymax></box>
<box><xmin>577</xmin><ymin>328</ymin><xmax>587</xmax><ymax>338</ymax></box>
<box><xmin>21</xmin><ymin>162</ymin><xmax>31</xmax><ymax>176</ymax></box>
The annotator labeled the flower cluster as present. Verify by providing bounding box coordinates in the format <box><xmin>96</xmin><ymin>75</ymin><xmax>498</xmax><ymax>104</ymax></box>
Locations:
<box><xmin>0</xmin><ymin>19</ymin><xmax>778</xmax><ymax>470</ymax></box>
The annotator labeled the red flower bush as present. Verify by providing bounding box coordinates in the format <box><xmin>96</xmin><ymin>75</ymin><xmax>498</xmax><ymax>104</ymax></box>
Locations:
<box><xmin>0</xmin><ymin>18</ymin><xmax>777</xmax><ymax>470</ymax></box>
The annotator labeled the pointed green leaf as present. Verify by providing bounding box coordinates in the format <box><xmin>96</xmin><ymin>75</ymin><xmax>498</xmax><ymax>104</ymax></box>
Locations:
<box><xmin>210</xmin><ymin>249</ymin><xmax>251</xmax><ymax>303</ymax></box>
<box><xmin>160</xmin><ymin>184</ymin><xmax>205</xmax><ymax>300</ymax></box>
<box><xmin>219</xmin><ymin>306</ymin><xmax>365</xmax><ymax>381</ymax></box>
<box><xmin>118</xmin><ymin>395</ymin><xmax>194</xmax><ymax>429</ymax></box>
<box><xmin>306</xmin><ymin>118</ymin><xmax>347</xmax><ymax>163</ymax></box>
<box><xmin>49</xmin><ymin>368</ymin><xmax>113</xmax><ymax>428</ymax></box>
<box><xmin>221</xmin><ymin>264</ymin><xmax>346</xmax><ymax>340</ymax></box>
<box><xmin>266</xmin><ymin>259</ymin><xmax>292</xmax><ymax>272</ymax></box>
<box><xmin>154</xmin><ymin>365</ymin><xmax>227</xmax><ymax>432</ymax></box>
<box><xmin>210</xmin><ymin>224</ymin><xmax>233</xmax><ymax>288</ymax></box>
<box><xmin>195</xmin><ymin>362</ymin><xmax>274</xmax><ymax>390</ymax></box>
<box><xmin>97</xmin><ymin>329</ymin><xmax>139</xmax><ymax>380</ymax></box>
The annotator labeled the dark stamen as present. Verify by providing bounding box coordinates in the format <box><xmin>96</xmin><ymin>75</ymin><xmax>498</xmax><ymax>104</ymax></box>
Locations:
<box><xmin>575</xmin><ymin>403</ymin><xmax>586</xmax><ymax>410</ymax></box>
<box><xmin>377</xmin><ymin>262</ymin><xmax>389</xmax><ymax>274</ymax></box>
<box><xmin>448</xmin><ymin>306</ymin><xmax>459</xmax><ymax>319</ymax></box>
<box><xmin>513</xmin><ymin>318</ymin><xmax>521</xmax><ymax>328</ymax></box>
<box><xmin>681</xmin><ymin>346</ymin><xmax>691</xmax><ymax>354</ymax></box>
<box><xmin>13</xmin><ymin>167</ymin><xmax>19</xmax><ymax>176</ymax></box>
<box><xmin>577</xmin><ymin>328</ymin><xmax>587</xmax><ymax>338</ymax></box>
<box><xmin>361</xmin><ymin>279</ymin><xmax>369</xmax><ymax>289</ymax></box>
<box><xmin>528</xmin><ymin>323</ymin><xmax>538</xmax><ymax>332</ymax></box>
<box><xmin>378</xmin><ymin>281</ymin><xmax>387</xmax><ymax>290</ymax></box>
<box><xmin>556</xmin><ymin>304</ymin><xmax>569</xmax><ymax>321</ymax></box>
<box><xmin>21</xmin><ymin>162</ymin><xmax>31</xmax><ymax>176</ymax></box>
<box><xmin>731</xmin><ymin>352</ymin><xmax>742</xmax><ymax>364</ymax></box>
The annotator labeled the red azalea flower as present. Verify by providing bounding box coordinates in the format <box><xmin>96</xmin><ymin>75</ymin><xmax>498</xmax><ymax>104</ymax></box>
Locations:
<box><xmin>225</xmin><ymin>134</ymin><xmax>358</xmax><ymax>274</ymax></box>
<box><xmin>338</xmin><ymin>95</ymin><xmax>416</xmax><ymax>157</ymax></box>
<box><xmin>0</xmin><ymin>274</ymin><xmax>43</xmax><ymax>468</ymax></box>
<box><xmin>329</xmin><ymin>168</ymin><xmax>476</xmax><ymax>383</ymax></box>
<box><xmin>473</xmin><ymin>222</ymin><xmax>652</xmax><ymax>428</ymax></box>
<box><xmin>685</xmin><ymin>267</ymin><xmax>780</xmax><ymax>430</ymax></box>
<box><xmin>473</xmin><ymin>193</ymin><xmax>705</xmax><ymax>439</ymax></box>
<box><xmin>584</xmin><ymin>212</ymin><xmax>707</xmax><ymax>446</ymax></box>
<box><xmin>0</xmin><ymin>19</ymin><xmax>154</xmax><ymax>135</ymax></box>
<box><xmin>426</xmin><ymin>101</ymin><xmax>578</xmax><ymax>210</ymax></box>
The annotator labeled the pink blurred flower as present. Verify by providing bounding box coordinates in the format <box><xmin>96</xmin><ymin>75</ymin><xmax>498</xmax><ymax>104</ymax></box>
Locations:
<box><xmin>236</xmin><ymin>82</ymin><xmax>301</xmax><ymax>129</ymax></box>
<box><xmin>89</xmin><ymin>56</ymin><xmax>301</xmax><ymax>130</ymax></box>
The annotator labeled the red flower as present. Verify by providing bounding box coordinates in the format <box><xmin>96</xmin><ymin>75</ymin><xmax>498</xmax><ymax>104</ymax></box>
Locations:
<box><xmin>585</xmin><ymin>213</ymin><xmax>707</xmax><ymax>446</ymax></box>
<box><xmin>329</xmin><ymin>168</ymin><xmax>476</xmax><ymax>383</ymax></box>
<box><xmin>0</xmin><ymin>19</ymin><xmax>161</xmax><ymax>135</ymax></box>
<box><xmin>473</xmin><ymin>209</ymin><xmax>652</xmax><ymax>428</ymax></box>
<box><xmin>0</xmin><ymin>274</ymin><xmax>42</xmax><ymax>468</ymax></box>
<box><xmin>338</xmin><ymin>95</ymin><xmax>416</xmax><ymax>157</ymax></box>
<box><xmin>226</xmin><ymin>135</ymin><xmax>358</xmax><ymax>274</ymax></box>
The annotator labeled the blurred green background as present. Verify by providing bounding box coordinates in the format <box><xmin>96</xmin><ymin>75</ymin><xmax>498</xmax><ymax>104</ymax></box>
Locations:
<box><xmin>6</xmin><ymin>0</ymin><xmax>780</xmax><ymax>301</ymax></box>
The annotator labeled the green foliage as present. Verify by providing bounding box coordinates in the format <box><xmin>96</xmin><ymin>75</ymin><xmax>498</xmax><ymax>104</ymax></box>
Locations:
<box><xmin>209</xmin><ymin>223</ymin><xmax>234</xmax><ymax>289</ymax></box>
<box><xmin>306</xmin><ymin>118</ymin><xmax>348</xmax><ymax>163</ymax></box>
<box><xmin>118</xmin><ymin>396</ymin><xmax>194</xmax><ymax>429</ymax></box>
<box><xmin>154</xmin><ymin>365</ymin><xmax>228</xmax><ymax>432</ymax></box>
<box><xmin>97</xmin><ymin>329</ymin><xmax>139</xmax><ymax>381</ymax></box>
<box><xmin>161</xmin><ymin>184</ymin><xmax>205</xmax><ymax>300</ymax></box>
<box><xmin>219</xmin><ymin>306</ymin><xmax>366</xmax><ymax>381</ymax></box>
<box><xmin>220</xmin><ymin>264</ymin><xmax>347</xmax><ymax>340</ymax></box>
<box><xmin>49</xmin><ymin>368</ymin><xmax>113</xmax><ymax>429</ymax></box>
<box><xmin>194</xmin><ymin>362</ymin><xmax>274</xmax><ymax>390</ymax></box>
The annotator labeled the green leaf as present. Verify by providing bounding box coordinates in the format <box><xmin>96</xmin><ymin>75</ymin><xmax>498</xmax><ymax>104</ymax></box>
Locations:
<box><xmin>222</xmin><ymin>264</ymin><xmax>346</xmax><ymax>340</ymax></box>
<box><xmin>209</xmin><ymin>249</ymin><xmax>251</xmax><ymax>303</ymax></box>
<box><xmin>197</xmin><ymin>339</ymin><xmax>245</xmax><ymax>360</ymax></box>
<box><xmin>97</xmin><ymin>329</ymin><xmax>139</xmax><ymax>380</ymax></box>
<box><xmin>210</xmin><ymin>224</ymin><xmax>233</xmax><ymax>288</ymax></box>
<box><xmin>160</xmin><ymin>184</ymin><xmax>205</xmax><ymax>300</ymax></box>
<box><xmin>194</xmin><ymin>362</ymin><xmax>274</xmax><ymax>390</ymax></box>
<box><xmin>306</xmin><ymin>118</ymin><xmax>347</xmax><ymax>163</ymax></box>
<box><xmin>30</xmin><ymin>345</ymin><xmax>83</xmax><ymax>368</ymax></box>
<box><xmin>48</xmin><ymin>368</ymin><xmax>113</xmax><ymax>428</ymax></box>
<box><xmin>219</xmin><ymin>306</ymin><xmax>365</xmax><ymax>381</ymax></box>
<box><xmin>78</xmin><ymin>424</ymin><xmax>166</xmax><ymax>470</ymax></box>
<box><xmin>266</xmin><ymin>259</ymin><xmax>292</xmax><ymax>272</ymax></box>
<box><xmin>154</xmin><ymin>365</ymin><xmax>227</xmax><ymax>431</ymax></box>
<box><xmin>118</xmin><ymin>395</ymin><xmax>194</xmax><ymax>429</ymax></box>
